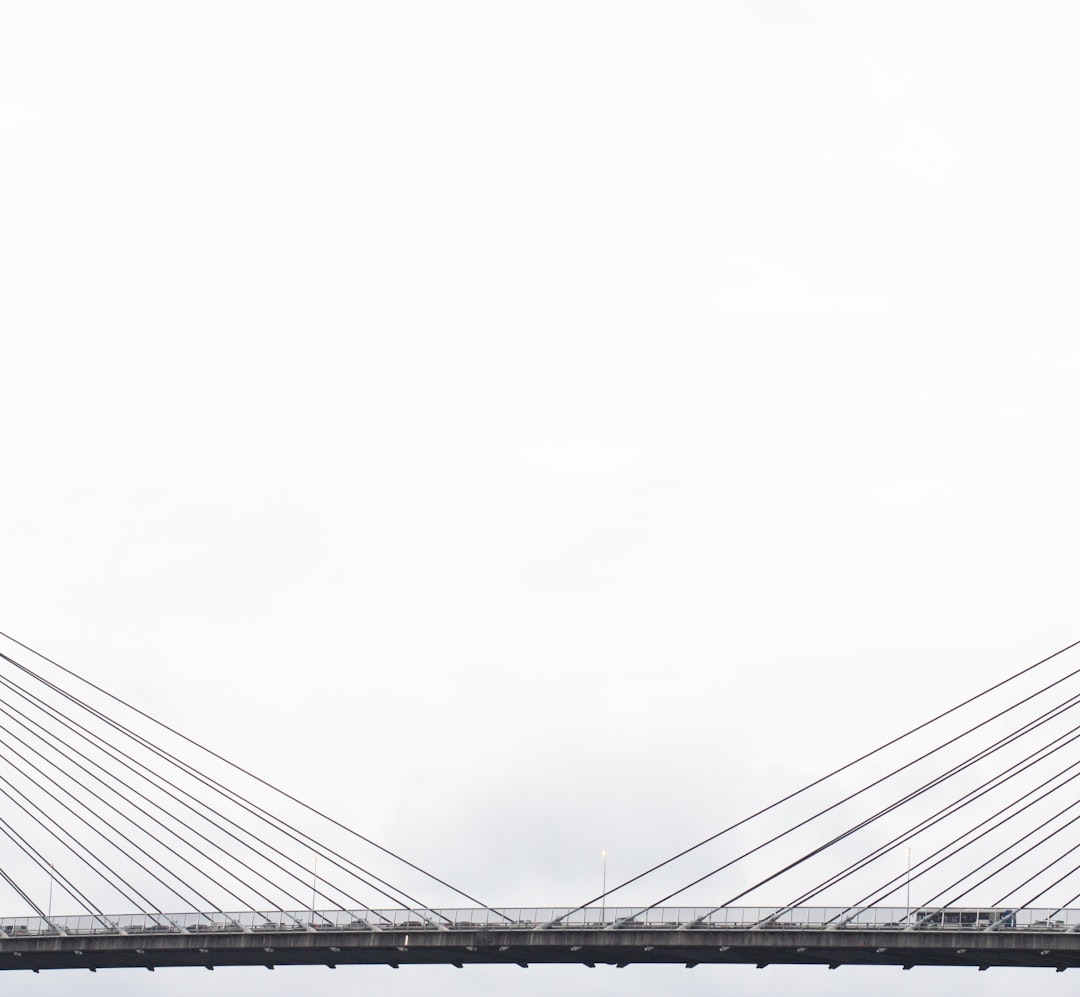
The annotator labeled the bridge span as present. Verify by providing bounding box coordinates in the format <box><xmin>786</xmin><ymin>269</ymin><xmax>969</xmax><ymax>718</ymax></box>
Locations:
<box><xmin>4</xmin><ymin>907</ymin><xmax>1080</xmax><ymax>973</ymax></box>
<box><xmin>6</xmin><ymin>637</ymin><xmax>1080</xmax><ymax>976</ymax></box>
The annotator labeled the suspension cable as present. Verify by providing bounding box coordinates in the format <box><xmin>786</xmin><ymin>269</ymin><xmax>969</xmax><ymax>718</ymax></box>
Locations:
<box><xmin>773</xmin><ymin>720</ymin><xmax>1080</xmax><ymax>918</ymax></box>
<box><xmin>0</xmin><ymin>727</ymin><xmax>219</xmax><ymax>912</ymax></box>
<box><xmin>561</xmin><ymin>638</ymin><xmax>1080</xmax><ymax>920</ymax></box>
<box><xmin>0</xmin><ymin>669</ymin><xmax>415</xmax><ymax>918</ymax></box>
<box><xmin>0</xmin><ymin>863</ymin><xmax>47</xmax><ymax>919</ymax></box>
<box><xmin>0</xmin><ymin>631</ymin><xmax>495</xmax><ymax>913</ymax></box>
<box><xmin>0</xmin><ymin>814</ymin><xmax>101</xmax><ymax>920</ymax></box>
<box><xmin>620</xmin><ymin>656</ymin><xmax>1080</xmax><ymax>921</ymax></box>
<box><xmin>847</xmin><ymin>753</ymin><xmax>1080</xmax><ymax>914</ymax></box>
<box><xmin>0</xmin><ymin>655</ymin><xmax>456</xmax><ymax>921</ymax></box>
<box><xmin>0</xmin><ymin>697</ymin><xmax>321</xmax><ymax>914</ymax></box>
<box><xmin>0</xmin><ymin>774</ymin><xmax>156</xmax><ymax>917</ymax></box>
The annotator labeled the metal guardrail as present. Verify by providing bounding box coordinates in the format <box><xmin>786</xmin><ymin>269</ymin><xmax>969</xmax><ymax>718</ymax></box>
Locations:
<box><xmin>1</xmin><ymin>906</ymin><xmax>1078</xmax><ymax>938</ymax></box>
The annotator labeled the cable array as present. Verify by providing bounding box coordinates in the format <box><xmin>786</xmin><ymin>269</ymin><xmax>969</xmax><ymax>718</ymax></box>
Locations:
<box><xmin>6</xmin><ymin>630</ymin><xmax>1080</xmax><ymax>927</ymax></box>
<box><xmin>578</xmin><ymin>638</ymin><xmax>1080</xmax><ymax>922</ymax></box>
<box><xmin>0</xmin><ymin>632</ymin><xmax>497</xmax><ymax>925</ymax></box>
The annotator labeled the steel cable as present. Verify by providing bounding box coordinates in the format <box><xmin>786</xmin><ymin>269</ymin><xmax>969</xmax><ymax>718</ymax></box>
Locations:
<box><xmin>562</xmin><ymin>638</ymin><xmax>1080</xmax><ymax>920</ymax></box>
<box><xmin>628</xmin><ymin>657</ymin><xmax>1080</xmax><ymax>920</ymax></box>
<box><xmin>0</xmin><ymin>714</ymin><xmax>264</xmax><ymax>913</ymax></box>
<box><xmin>0</xmin><ymin>774</ymin><xmax>156</xmax><ymax>916</ymax></box>
<box><xmin>0</xmin><ymin>815</ymin><xmax>101</xmax><ymax>919</ymax></box>
<box><xmin>770</xmin><ymin>721</ymin><xmax>1080</xmax><ymax>918</ymax></box>
<box><xmin>0</xmin><ymin>670</ymin><xmax>406</xmax><ymax>918</ymax></box>
<box><xmin>0</xmin><ymin>696</ymin><xmax>321</xmax><ymax>914</ymax></box>
<box><xmin>0</xmin><ymin>726</ymin><xmax>220</xmax><ymax>911</ymax></box>
<box><xmin>0</xmin><ymin>632</ymin><xmax>496</xmax><ymax>914</ymax></box>
<box><xmin>0</xmin><ymin>671</ymin><xmax>416</xmax><ymax>919</ymax></box>
<box><xmin>0</xmin><ymin>654</ymin><xmax>450</xmax><ymax>920</ymax></box>
<box><xmin>846</xmin><ymin>756</ymin><xmax>1080</xmax><ymax>915</ymax></box>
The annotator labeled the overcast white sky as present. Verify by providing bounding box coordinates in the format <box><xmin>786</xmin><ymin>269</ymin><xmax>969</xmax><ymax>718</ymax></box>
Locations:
<box><xmin>3</xmin><ymin>1</ymin><xmax>1080</xmax><ymax>994</ymax></box>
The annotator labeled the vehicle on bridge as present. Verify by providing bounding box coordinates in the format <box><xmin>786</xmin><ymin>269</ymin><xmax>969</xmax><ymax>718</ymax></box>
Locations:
<box><xmin>914</xmin><ymin>907</ymin><xmax>1015</xmax><ymax>929</ymax></box>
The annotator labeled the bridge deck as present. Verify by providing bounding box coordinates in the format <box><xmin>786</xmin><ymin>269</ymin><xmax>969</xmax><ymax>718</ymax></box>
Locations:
<box><xmin>4</xmin><ymin>925</ymin><xmax>1080</xmax><ymax>973</ymax></box>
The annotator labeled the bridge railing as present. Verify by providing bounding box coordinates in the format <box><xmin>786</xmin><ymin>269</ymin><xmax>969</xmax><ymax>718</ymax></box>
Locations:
<box><xmin>4</xmin><ymin>906</ymin><xmax>1080</xmax><ymax>937</ymax></box>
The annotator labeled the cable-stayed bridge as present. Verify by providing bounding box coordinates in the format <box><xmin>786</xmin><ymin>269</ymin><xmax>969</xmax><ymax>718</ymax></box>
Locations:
<box><xmin>6</xmin><ymin>906</ymin><xmax>1080</xmax><ymax>973</ymax></box>
<box><xmin>3</xmin><ymin>631</ymin><xmax>1080</xmax><ymax>975</ymax></box>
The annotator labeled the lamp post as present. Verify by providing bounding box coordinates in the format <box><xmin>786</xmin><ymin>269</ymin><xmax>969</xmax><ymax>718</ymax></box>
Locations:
<box><xmin>906</xmin><ymin>847</ymin><xmax>912</xmax><ymax>920</ymax></box>
<box><xmin>601</xmin><ymin>850</ymin><xmax>607</xmax><ymax>921</ymax></box>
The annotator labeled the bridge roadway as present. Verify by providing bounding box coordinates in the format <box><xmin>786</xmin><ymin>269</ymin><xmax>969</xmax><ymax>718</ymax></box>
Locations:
<box><xmin>4</xmin><ymin>922</ymin><xmax>1080</xmax><ymax>973</ymax></box>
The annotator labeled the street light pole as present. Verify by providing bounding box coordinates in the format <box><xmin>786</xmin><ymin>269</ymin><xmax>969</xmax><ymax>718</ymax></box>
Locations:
<box><xmin>906</xmin><ymin>847</ymin><xmax>912</xmax><ymax>919</ymax></box>
<box><xmin>601</xmin><ymin>850</ymin><xmax>607</xmax><ymax>920</ymax></box>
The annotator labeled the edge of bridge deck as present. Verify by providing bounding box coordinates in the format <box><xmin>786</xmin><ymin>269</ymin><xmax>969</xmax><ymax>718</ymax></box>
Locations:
<box><xmin>5</xmin><ymin>926</ymin><xmax>1080</xmax><ymax>973</ymax></box>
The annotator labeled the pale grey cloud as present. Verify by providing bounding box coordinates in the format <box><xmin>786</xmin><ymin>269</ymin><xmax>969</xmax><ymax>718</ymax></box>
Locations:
<box><xmin>2</xmin><ymin>2</ymin><xmax>1080</xmax><ymax>994</ymax></box>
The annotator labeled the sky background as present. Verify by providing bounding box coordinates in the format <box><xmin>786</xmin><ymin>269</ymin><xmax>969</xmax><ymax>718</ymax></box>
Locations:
<box><xmin>3</xmin><ymin>1</ymin><xmax>1080</xmax><ymax>994</ymax></box>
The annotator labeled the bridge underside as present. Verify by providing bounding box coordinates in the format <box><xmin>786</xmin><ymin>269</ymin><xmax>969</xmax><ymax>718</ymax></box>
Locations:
<box><xmin>4</xmin><ymin>928</ymin><xmax>1080</xmax><ymax>973</ymax></box>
